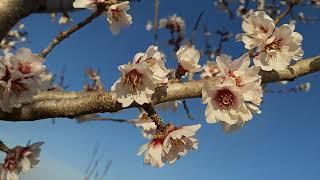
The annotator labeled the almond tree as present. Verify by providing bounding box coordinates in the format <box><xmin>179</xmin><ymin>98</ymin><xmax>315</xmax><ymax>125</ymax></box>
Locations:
<box><xmin>0</xmin><ymin>0</ymin><xmax>319</xmax><ymax>179</ymax></box>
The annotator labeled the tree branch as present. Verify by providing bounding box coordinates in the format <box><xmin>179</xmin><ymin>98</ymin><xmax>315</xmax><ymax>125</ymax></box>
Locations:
<box><xmin>39</xmin><ymin>8</ymin><xmax>104</xmax><ymax>58</ymax></box>
<box><xmin>0</xmin><ymin>56</ymin><xmax>319</xmax><ymax>121</ymax></box>
<box><xmin>0</xmin><ymin>0</ymin><xmax>77</xmax><ymax>43</ymax></box>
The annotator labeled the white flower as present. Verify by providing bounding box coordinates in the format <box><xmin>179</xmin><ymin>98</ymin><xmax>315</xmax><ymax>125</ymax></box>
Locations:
<box><xmin>111</xmin><ymin>62</ymin><xmax>156</xmax><ymax>107</ymax></box>
<box><xmin>0</xmin><ymin>48</ymin><xmax>52</xmax><ymax>112</ymax></box>
<box><xmin>202</xmin><ymin>80</ymin><xmax>253</xmax><ymax>125</ymax></box>
<box><xmin>202</xmin><ymin>54</ymin><xmax>262</xmax><ymax>125</ymax></box>
<box><xmin>112</xmin><ymin>46</ymin><xmax>169</xmax><ymax>107</ymax></box>
<box><xmin>254</xmin><ymin>24</ymin><xmax>304</xmax><ymax>71</ymax></box>
<box><xmin>297</xmin><ymin>82</ymin><xmax>311</xmax><ymax>92</ymax></box>
<box><xmin>73</xmin><ymin>1</ymin><xmax>132</xmax><ymax>35</ymax></box>
<box><xmin>138</xmin><ymin>124</ymin><xmax>201</xmax><ymax>168</ymax></box>
<box><xmin>73</xmin><ymin>0</ymin><xmax>105</xmax><ymax>10</ymax></box>
<box><xmin>18</xmin><ymin>142</ymin><xmax>44</xmax><ymax>173</ymax></box>
<box><xmin>146</xmin><ymin>20</ymin><xmax>153</xmax><ymax>31</ymax></box>
<box><xmin>159</xmin><ymin>15</ymin><xmax>185</xmax><ymax>32</ymax></box>
<box><xmin>58</xmin><ymin>15</ymin><xmax>72</xmax><ymax>25</ymax></box>
<box><xmin>0</xmin><ymin>142</ymin><xmax>44</xmax><ymax>180</ymax></box>
<box><xmin>133</xmin><ymin>45</ymin><xmax>170</xmax><ymax>84</ymax></box>
<box><xmin>217</xmin><ymin>53</ymin><xmax>263</xmax><ymax>107</ymax></box>
<box><xmin>241</xmin><ymin>11</ymin><xmax>275</xmax><ymax>49</ymax></box>
<box><xmin>200</xmin><ymin>61</ymin><xmax>220</xmax><ymax>79</ymax></box>
<box><xmin>159</xmin><ymin>18</ymin><xmax>168</xmax><ymax>29</ymax></box>
<box><xmin>107</xmin><ymin>1</ymin><xmax>132</xmax><ymax>35</ymax></box>
<box><xmin>176</xmin><ymin>45</ymin><xmax>201</xmax><ymax>72</ymax></box>
<box><xmin>0</xmin><ymin>168</ymin><xmax>18</xmax><ymax>180</ymax></box>
<box><xmin>133</xmin><ymin>112</ymin><xmax>157</xmax><ymax>139</ymax></box>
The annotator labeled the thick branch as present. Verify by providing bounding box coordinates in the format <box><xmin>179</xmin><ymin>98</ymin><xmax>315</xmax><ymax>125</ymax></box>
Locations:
<box><xmin>0</xmin><ymin>0</ymin><xmax>30</xmax><ymax>42</ymax></box>
<box><xmin>0</xmin><ymin>56</ymin><xmax>319</xmax><ymax>121</ymax></box>
<box><xmin>0</xmin><ymin>0</ymin><xmax>76</xmax><ymax>42</ymax></box>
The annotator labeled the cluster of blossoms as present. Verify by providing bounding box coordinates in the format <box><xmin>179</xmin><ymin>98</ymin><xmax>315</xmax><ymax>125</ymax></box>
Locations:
<box><xmin>133</xmin><ymin>112</ymin><xmax>157</xmax><ymax>139</ymax></box>
<box><xmin>0</xmin><ymin>48</ymin><xmax>52</xmax><ymax>112</ymax></box>
<box><xmin>111</xmin><ymin>45</ymin><xmax>169</xmax><ymax>107</ymax></box>
<box><xmin>73</xmin><ymin>0</ymin><xmax>132</xmax><ymax>35</ymax></box>
<box><xmin>0</xmin><ymin>142</ymin><xmax>43</xmax><ymax>180</ymax></box>
<box><xmin>159</xmin><ymin>14</ymin><xmax>185</xmax><ymax>33</ymax></box>
<box><xmin>147</xmin><ymin>14</ymin><xmax>186</xmax><ymax>51</ymax></box>
<box><xmin>202</xmin><ymin>54</ymin><xmax>263</xmax><ymax>131</ymax></box>
<box><xmin>138</xmin><ymin>123</ymin><xmax>201</xmax><ymax>168</ymax></box>
<box><xmin>240</xmin><ymin>11</ymin><xmax>303</xmax><ymax>71</ymax></box>
<box><xmin>0</xmin><ymin>24</ymin><xmax>27</xmax><ymax>54</ymax></box>
<box><xmin>176</xmin><ymin>45</ymin><xmax>201</xmax><ymax>74</ymax></box>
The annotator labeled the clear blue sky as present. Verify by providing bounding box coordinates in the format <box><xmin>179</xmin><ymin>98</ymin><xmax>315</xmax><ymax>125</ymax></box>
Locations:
<box><xmin>0</xmin><ymin>0</ymin><xmax>320</xmax><ymax>179</ymax></box>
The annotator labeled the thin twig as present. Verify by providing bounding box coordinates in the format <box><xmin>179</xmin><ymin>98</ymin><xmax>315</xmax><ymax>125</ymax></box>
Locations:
<box><xmin>0</xmin><ymin>140</ymin><xmax>10</xmax><ymax>153</ymax></box>
<box><xmin>153</xmin><ymin>0</ymin><xmax>159</xmax><ymax>44</ymax></box>
<box><xmin>142</xmin><ymin>103</ymin><xmax>165</xmax><ymax>130</ymax></box>
<box><xmin>39</xmin><ymin>8</ymin><xmax>104</xmax><ymax>58</ymax></box>
<box><xmin>182</xmin><ymin>100</ymin><xmax>194</xmax><ymax>120</ymax></box>
<box><xmin>76</xmin><ymin>113</ymin><xmax>133</xmax><ymax>124</ymax></box>
<box><xmin>99</xmin><ymin>160</ymin><xmax>112</xmax><ymax>180</ymax></box>
<box><xmin>274</xmin><ymin>2</ymin><xmax>295</xmax><ymax>25</ymax></box>
<box><xmin>191</xmin><ymin>10</ymin><xmax>205</xmax><ymax>44</ymax></box>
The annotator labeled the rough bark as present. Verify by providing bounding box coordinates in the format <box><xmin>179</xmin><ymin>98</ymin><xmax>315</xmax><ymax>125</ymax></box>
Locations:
<box><xmin>0</xmin><ymin>0</ymin><xmax>75</xmax><ymax>42</ymax></box>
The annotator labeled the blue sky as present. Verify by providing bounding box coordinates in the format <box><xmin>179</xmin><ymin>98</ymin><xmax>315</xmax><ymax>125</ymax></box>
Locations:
<box><xmin>0</xmin><ymin>0</ymin><xmax>320</xmax><ymax>179</ymax></box>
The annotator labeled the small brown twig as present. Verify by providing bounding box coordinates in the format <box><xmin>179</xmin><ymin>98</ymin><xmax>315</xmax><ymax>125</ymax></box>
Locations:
<box><xmin>153</xmin><ymin>0</ymin><xmax>159</xmax><ymax>44</ymax></box>
<box><xmin>0</xmin><ymin>140</ymin><xmax>10</xmax><ymax>153</ymax></box>
<box><xmin>274</xmin><ymin>1</ymin><xmax>295</xmax><ymax>25</ymax></box>
<box><xmin>142</xmin><ymin>103</ymin><xmax>165</xmax><ymax>130</ymax></box>
<box><xmin>182</xmin><ymin>100</ymin><xmax>194</xmax><ymax>120</ymax></box>
<box><xmin>77</xmin><ymin>114</ymin><xmax>133</xmax><ymax>124</ymax></box>
<box><xmin>39</xmin><ymin>7</ymin><xmax>105</xmax><ymax>58</ymax></box>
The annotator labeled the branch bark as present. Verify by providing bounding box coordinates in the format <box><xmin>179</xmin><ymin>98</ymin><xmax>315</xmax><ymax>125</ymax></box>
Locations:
<box><xmin>0</xmin><ymin>56</ymin><xmax>319</xmax><ymax>122</ymax></box>
<box><xmin>0</xmin><ymin>0</ymin><xmax>76</xmax><ymax>42</ymax></box>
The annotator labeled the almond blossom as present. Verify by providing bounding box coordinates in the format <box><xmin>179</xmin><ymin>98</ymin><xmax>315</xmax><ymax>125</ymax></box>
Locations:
<box><xmin>0</xmin><ymin>142</ymin><xmax>43</xmax><ymax>180</ymax></box>
<box><xmin>112</xmin><ymin>46</ymin><xmax>169</xmax><ymax>107</ymax></box>
<box><xmin>111</xmin><ymin>62</ymin><xmax>155</xmax><ymax>107</ymax></box>
<box><xmin>133</xmin><ymin>45</ymin><xmax>170</xmax><ymax>84</ymax></box>
<box><xmin>200</xmin><ymin>61</ymin><xmax>220</xmax><ymax>79</ymax></box>
<box><xmin>254</xmin><ymin>23</ymin><xmax>304</xmax><ymax>71</ymax></box>
<box><xmin>176</xmin><ymin>45</ymin><xmax>201</xmax><ymax>73</ymax></box>
<box><xmin>202</xmin><ymin>54</ymin><xmax>262</xmax><ymax>126</ymax></box>
<box><xmin>73</xmin><ymin>0</ymin><xmax>106</xmax><ymax>10</ymax></box>
<box><xmin>159</xmin><ymin>14</ymin><xmax>185</xmax><ymax>33</ymax></box>
<box><xmin>0</xmin><ymin>48</ymin><xmax>52</xmax><ymax>112</ymax></box>
<box><xmin>133</xmin><ymin>112</ymin><xmax>157</xmax><ymax>139</ymax></box>
<box><xmin>138</xmin><ymin>124</ymin><xmax>201</xmax><ymax>168</ymax></box>
<box><xmin>73</xmin><ymin>0</ymin><xmax>132</xmax><ymax>35</ymax></box>
<box><xmin>107</xmin><ymin>1</ymin><xmax>132</xmax><ymax>34</ymax></box>
<box><xmin>145</xmin><ymin>20</ymin><xmax>153</xmax><ymax>31</ymax></box>
<box><xmin>241</xmin><ymin>11</ymin><xmax>275</xmax><ymax>49</ymax></box>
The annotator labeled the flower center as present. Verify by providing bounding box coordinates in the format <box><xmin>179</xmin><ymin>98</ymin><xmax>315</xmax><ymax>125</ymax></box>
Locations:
<box><xmin>267</xmin><ymin>42</ymin><xmax>279</xmax><ymax>51</ymax></box>
<box><xmin>259</xmin><ymin>25</ymin><xmax>268</xmax><ymax>33</ymax></box>
<box><xmin>3</xmin><ymin>157</ymin><xmax>17</xmax><ymax>171</ymax></box>
<box><xmin>18</xmin><ymin>62</ymin><xmax>32</xmax><ymax>74</ymax></box>
<box><xmin>124</xmin><ymin>69</ymin><xmax>143</xmax><ymax>91</ymax></box>
<box><xmin>214</xmin><ymin>89</ymin><xmax>235</xmax><ymax>109</ymax></box>
<box><xmin>111</xmin><ymin>9</ymin><xmax>121</xmax><ymax>21</ymax></box>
